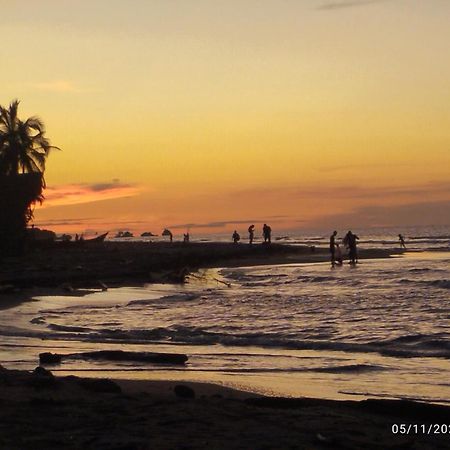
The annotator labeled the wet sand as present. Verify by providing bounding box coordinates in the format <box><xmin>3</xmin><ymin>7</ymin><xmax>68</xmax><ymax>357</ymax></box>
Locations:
<box><xmin>0</xmin><ymin>365</ymin><xmax>448</xmax><ymax>450</ymax></box>
<box><xmin>0</xmin><ymin>241</ymin><xmax>404</xmax><ymax>294</ymax></box>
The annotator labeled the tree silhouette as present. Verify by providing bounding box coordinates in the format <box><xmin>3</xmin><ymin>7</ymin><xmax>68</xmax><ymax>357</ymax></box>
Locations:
<box><xmin>0</xmin><ymin>99</ymin><xmax>58</xmax><ymax>176</ymax></box>
<box><xmin>0</xmin><ymin>100</ymin><xmax>59</xmax><ymax>253</ymax></box>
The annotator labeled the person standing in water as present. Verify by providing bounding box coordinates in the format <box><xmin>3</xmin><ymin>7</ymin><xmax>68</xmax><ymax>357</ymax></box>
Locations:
<box><xmin>329</xmin><ymin>230</ymin><xmax>338</xmax><ymax>266</ymax></box>
<box><xmin>345</xmin><ymin>230</ymin><xmax>359</xmax><ymax>264</ymax></box>
<box><xmin>398</xmin><ymin>234</ymin><xmax>406</xmax><ymax>249</ymax></box>
<box><xmin>232</xmin><ymin>230</ymin><xmax>240</xmax><ymax>244</ymax></box>
<box><xmin>263</xmin><ymin>224</ymin><xmax>272</xmax><ymax>244</ymax></box>
<box><xmin>248</xmin><ymin>224</ymin><xmax>255</xmax><ymax>245</ymax></box>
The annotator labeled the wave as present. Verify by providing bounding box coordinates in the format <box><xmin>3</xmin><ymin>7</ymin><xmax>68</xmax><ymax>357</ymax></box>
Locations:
<box><xmin>3</xmin><ymin>315</ymin><xmax>450</xmax><ymax>361</ymax></box>
<box><xmin>25</xmin><ymin>324</ymin><xmax>449</xmax><ymax>359</ymax></box>
<box><xmin>309</xmin><ymin>363</ymin><xmax>386</xmax><ymax>373</ymax></box>
<box><xmin>337</xmin><ymin>390</ymin><xmax>450</xmax><ymax>405</ymax></box>
<box><xmin>408</xmin><ymin>268</ymin><xmax>437</xmax><ymax>273</ymax></box>
<box><xmin>410</xmin><ymin>235</ymin><xmax>450</xmax><ymax>240</ymax></box>
<box><xmin>426</xmin><ymin>279</ymin><xmax>450</xmax><ymax>289</ymax></box>
<box><xmin>376</xmin><ymin>333</ymin><xmax>450</xmax><ymax>351</ymax></box>
<box><xmin>47</xmin><ymin>324</ymin><xmax>93</xmax><ymax>333</ymax></box>
<box><xmin>399</xmin><ymin>279</ymin><xmax>450</xmax><ymax>289</ymax></box>
<box><xmin>297</xmin><ymin>275</ymin><xmax>335</xmax><ymax>283</ymax></box>
<box><xmin>190</xmin><ymin>364</ymin><xmax>387</xmax><ymax>374</ymax></box>
<box><xmin>46</xmin><ymin>365</ymin><xmax>386</xmax><ymax>375</ymax></box>
<box><xmin>127</xmin><ymin>293</ymin><xmax>200</xmax><ymax>306</ymax></box>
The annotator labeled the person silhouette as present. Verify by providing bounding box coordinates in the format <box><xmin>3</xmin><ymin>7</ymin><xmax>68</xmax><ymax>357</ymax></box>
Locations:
<box><xmin>263</xmin><ymin>224</ymin><xmax>272</xmax><ymax>244</ymax></box>
<box><xmin>248</xmin><ymin>225</ymin><xmax>255</xmax><ymax>244</ymax></box>
<box><xmin>398</xmin><ymin>234</ymin><xmax>406</xmax><ymax>249</ymax></box>
<box><xmin>345</xmin><ymin>230</ymin><xmax>359</xmax><ymax>264</ymax></box>
<box><xmin>232</xmin><ymin>230</ymin><xmax>240</xmax><ymax>244</ymax></box>
<box><xmin>329</xmin><ymin>230</ymin><xmax>338</xmax><ymax>266</ymax></box>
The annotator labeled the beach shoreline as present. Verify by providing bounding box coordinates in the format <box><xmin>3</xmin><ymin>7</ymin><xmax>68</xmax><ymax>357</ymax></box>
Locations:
<box><xmin>0</xmin><ymin>365</ymin><xmax>448</xmax><ymax>449</ymax></box>
<box><xmin>1</xmin><ymin>247</ymin><xmax>449</xmax><ymax>448</ymax></box>
<box><xmin>0</xmin><ymin>242</ymin><xmax>406</xmax><ymax>305</ymax></box>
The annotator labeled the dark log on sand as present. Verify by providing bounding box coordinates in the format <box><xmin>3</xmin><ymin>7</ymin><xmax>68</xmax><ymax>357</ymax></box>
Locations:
<box><xmin>40</xmin><ymin>350</ymin><xmax>188</xmax><ymax>365</ymax></box>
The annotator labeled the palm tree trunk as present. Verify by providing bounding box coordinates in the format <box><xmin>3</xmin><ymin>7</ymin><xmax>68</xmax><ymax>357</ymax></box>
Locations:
<box><xmin>0</xmin><ymin>173</ymin><xmax>43</xmax><ymax>255</ymax></box>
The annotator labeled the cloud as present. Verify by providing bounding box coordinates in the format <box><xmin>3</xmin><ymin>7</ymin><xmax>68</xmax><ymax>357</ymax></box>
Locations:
<box><xmin>171</xmin><ymin>219</ymin><xmax>259</xmax><ymax>229</ymax></box>
<box><xmin>234</xmin><ymin>181</ymin><xmax>450</xmax><ymax>201</ymax></box>
<box><xmin>317</xmin><ymin>0</ymin><xmax>388</xmax><ymax>10</ymax></box>
<box><xmin>170</xmin><ymin>216</ymin><xmax>289</xmax><ymax>230</ymax></box>
<box><xmin>34</xmin><ymin>217</ymin><xmax>152</xmax><ymax>231</ymax></box>
<box><xmin>89</xmin><ymin>181</ymin><xmax>128</xmax><ymax>191</ymax></box>
<box><xmin>42</xmin><ymin>180</ymin><xmax>142</xmax><ymax>208</ymax></box>
<box><xmin>33</xmin><ymin>218</ymin><xmax>95</xmax><ymax>227</ymax></box>
<box><xmin>30</xmin><ymin>80</ymin><xmax>86</xmax><ymax>93</ymax></box>
<box><xmin>309</xmin><ymin>200</ymin><xmax>450</xmax><ymax>228</ymax></box>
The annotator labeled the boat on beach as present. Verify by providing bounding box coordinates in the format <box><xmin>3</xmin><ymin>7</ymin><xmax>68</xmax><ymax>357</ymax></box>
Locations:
<box><xmin>83</xmin><ymin>232</ymin><xmax>108</xmax><ymax>243</ymax></box>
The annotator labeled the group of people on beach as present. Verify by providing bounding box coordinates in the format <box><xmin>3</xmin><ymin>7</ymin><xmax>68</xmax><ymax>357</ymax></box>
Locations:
<box><xmin>330</xmin><ymin>231</ymin><xmax>408</xmax><ymax>266</ymax></box>
<box><xmin>232</xmin><ymin>224</ymin><xmax>272</xmax><ymax>245</ymax></box>
<box><xmin>166</xmin><ymin>226</ymin><xmax>408</xmax><ymax>262</ymax></box>
<box><xmin>329</xmin><ymin>230</ymin><xmax>359</xmax><ymax>266</ymax></box>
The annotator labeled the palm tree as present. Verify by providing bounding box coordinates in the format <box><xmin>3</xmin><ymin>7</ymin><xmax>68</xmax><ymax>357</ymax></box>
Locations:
<box><xmin>0</xmin><ymin>99</ymin><xmax>58</xmax><ymax>180</ymax></box>
<box><xmin>0</xmin><ymin>100</ymin><xmax>59</xmax><ymax>253</ymax></box>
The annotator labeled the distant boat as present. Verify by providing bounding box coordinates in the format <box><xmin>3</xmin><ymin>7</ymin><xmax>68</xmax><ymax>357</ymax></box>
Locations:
<box><xmin>115</xmin><ymin>231</ymin><xmax>133</xmax><ymax>238</ymax></box>
<box><xmin>84</xmin><ymin>232</ymin><xmax>108</xmax><ymax>243</ymax></box>
<box><xmin>141</xmin><ymin>232</ymin><xmax>157</xmax><ymax>237</ymax></box>
<box><xmin>56</xmin><ymin>233</ymin><xmax>72</xmax><ymax>242</ymax></box>
<box><xmin>57</xmin><ymin>232</ymin><xmax>108</xmax><ymax>246</ymax></box>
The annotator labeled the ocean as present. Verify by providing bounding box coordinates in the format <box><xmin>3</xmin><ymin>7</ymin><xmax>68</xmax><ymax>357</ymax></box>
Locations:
<box><xmin>1</xmin><ymin>226</ymin><xmax>449</xmax><ymax>405</ymax></box>
<box><xmin>109</xmin><ymin>224</ymin><xmax>450</xmax><ymax>252</ymax></box>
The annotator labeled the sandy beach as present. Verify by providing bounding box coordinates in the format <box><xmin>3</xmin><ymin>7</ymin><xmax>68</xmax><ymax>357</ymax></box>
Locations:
<box><xmin>0</xmin><ymin>242</ymin><xmax>450</xmax><ymax>450</ymax></box>
<box><xmin>1</xmin><ymin>244</ymin><xmax>448</xmax><ymax>450</ymax></box>
<box><xmin>0</xmin><ymin>365</ymin><xmax>449</xmax><ymax>450</ymax></box>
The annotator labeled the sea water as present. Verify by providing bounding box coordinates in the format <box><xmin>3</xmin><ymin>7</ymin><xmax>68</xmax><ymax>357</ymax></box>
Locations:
<box><xmin>110</xmin><ymin>224</ymin><xmax>450</xmax><ymax>252</ymax></box>
<box><xmin>0</xmin><ymin>234</ymin><xmax>449</xmax><ymax>404</ymax></box>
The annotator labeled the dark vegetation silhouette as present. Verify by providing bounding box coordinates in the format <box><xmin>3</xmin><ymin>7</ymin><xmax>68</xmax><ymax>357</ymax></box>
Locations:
<box><xmin>0</xmin><ymin>100</ymin><xmax>58</xmax><ymax>254</ymax></box>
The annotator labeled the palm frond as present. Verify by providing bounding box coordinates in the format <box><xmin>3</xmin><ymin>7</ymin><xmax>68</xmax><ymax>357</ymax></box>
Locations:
<box><xmin>0</xmin><ymin>99</ymin><xmax>58</xmax><ymax>220</ymax></box>
<box><xmin>0</xmin><ymin>100</ymin><xmax>59</xmax><ymax>179</ymax></box>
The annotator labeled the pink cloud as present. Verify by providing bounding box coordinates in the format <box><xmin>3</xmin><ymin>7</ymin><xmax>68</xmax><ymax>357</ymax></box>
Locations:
<box><xmin>41</xmin><ymin>180</ymin><xmax>142</xmax><ymax>208</ymax></box>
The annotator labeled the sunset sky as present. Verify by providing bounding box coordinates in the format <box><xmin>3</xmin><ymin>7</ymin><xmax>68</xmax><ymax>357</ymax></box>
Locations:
<box><xmin>2</xmin><ymin>0</ymin><xmax>449</xmax><ymax>235</ymax></box>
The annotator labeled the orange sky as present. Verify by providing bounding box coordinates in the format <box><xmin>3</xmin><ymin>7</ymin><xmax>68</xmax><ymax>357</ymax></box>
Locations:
<box><xmin>2</xmin><ymin>1</ymin><xmax>450</xmax><ymax>234</ymax></box>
